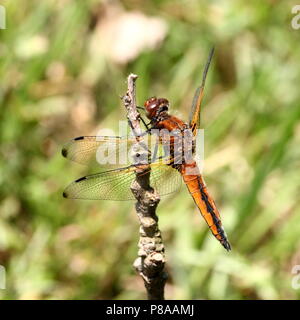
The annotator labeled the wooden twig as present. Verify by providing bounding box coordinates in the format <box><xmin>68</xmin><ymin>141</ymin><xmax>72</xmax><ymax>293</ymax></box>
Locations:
<box><xmin>122</xmin><ymin>73</ymin><xmax>167</xmax><ymax>300</ymax></box>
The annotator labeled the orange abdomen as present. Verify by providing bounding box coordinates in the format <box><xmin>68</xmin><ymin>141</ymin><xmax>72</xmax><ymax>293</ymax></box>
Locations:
<box><xmin>180</xmin><ymin>161</ymin><xmax>231</xmax><ymax>251</ymax></box>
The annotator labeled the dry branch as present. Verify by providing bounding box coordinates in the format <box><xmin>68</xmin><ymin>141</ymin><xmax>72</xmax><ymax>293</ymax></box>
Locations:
<box><xmin>122</xmin><ymin>73</ymin><xmax>167</xmax><ymax>300</ymax></box>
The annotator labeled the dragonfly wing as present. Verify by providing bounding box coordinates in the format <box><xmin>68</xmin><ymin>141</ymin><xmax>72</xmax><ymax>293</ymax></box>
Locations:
<box><xmin>150</xmin><ymin>163</ymin><xmax>182</xmax><ymax>196</ymax></box>
<box><xmin>62</xmin><ymin>135</ymin><xmax>152</xmax><ymax>167</ymax></box>
<box><xmin>189</xmin><ymin>47</ymin><xmax>214</xmax><ymax>135</ymax></box>
<box><xmin>62</xmin><ymin>135</ymin><xmax>166</xmax><ymax>167</ymax></box>
<box><xmin>63</xmin><ymin>166</ymin><xmax>137</xmax><ymax>201</ymax></box>
<box><xmin>63</xmin><ymin>162</ymin><xmax>182</xmax><ymax>201</ymax></box>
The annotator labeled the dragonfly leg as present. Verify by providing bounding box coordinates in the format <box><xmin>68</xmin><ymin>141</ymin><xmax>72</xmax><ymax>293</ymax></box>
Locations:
<box><xmin>139</xmin><ymin>116</ymin><xmax>150</xmax><ymax>131</ymax></box>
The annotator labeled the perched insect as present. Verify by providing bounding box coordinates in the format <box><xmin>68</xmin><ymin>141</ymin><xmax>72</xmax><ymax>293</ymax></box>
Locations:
<box><xmin>62</xmin><ymin>48</ymin><xmax>231</xmax><ymax>251</ymax></box>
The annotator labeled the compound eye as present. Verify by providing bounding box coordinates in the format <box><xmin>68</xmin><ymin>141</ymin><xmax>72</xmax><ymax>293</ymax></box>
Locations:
<box><xmin>144</xmin><ymin>96</ymin><xmax>157</xmax><ymax>107</ymax></box>
<box><xmin>158</xmin><ymin>98</ymin><xmax>169</xmax><ymax>108</ymax></box>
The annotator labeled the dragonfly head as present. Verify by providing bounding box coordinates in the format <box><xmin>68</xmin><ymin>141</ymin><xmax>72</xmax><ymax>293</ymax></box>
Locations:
<box><xmin>144</xmin><ymin>97</ymin><xmax>169</xmax><ymax>120</ymax></box>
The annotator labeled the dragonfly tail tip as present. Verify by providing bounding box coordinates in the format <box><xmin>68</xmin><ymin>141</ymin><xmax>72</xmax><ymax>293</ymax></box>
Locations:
<box><xmin>222</xmin><ymin>240</ymin><xmax>231</xmax><ymax>251</ymax></box>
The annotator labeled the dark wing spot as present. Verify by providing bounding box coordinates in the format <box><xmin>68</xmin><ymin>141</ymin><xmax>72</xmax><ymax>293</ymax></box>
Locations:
<box><xmin>75</xmin><ymin>176</ymin><xmax>87</xmax><ymax>183</ymax></box>
<box><xmin>74</xmin><ymin>136</ymin><xmax>84</xmax><ymax>141</ymax></box>
<box><xmin>61</xmin><ymin>148</ymin><xmax>68</xmax><ymax>157</ymax></box>
<box><xmin>62</xmin><ymin>191</ymin><xmax>68</xmax><ymax>198</ymax></box>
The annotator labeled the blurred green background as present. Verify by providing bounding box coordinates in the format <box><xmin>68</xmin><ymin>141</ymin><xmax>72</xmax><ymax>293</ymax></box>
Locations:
<box><xmin>1</xmin><ymin>0</ymin><xmax>300</xmax><ymax>300</ymax></box>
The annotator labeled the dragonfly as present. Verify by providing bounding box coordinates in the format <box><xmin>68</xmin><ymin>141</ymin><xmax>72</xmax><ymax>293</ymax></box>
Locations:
<box><xmin>62</xmin><ymin>48</ymin><xmax>231</xmax><ymax>251</ymax></box>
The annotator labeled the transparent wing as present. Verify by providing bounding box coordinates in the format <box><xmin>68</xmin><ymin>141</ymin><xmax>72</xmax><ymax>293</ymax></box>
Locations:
<box><xmin>62</xmin><ymin>135</ymin><xmax>167</xmax><ymax>167</ymax></box>
<box><xmin>62</xmin><ymin>136</ymin><xmax>135</xmax><ymax>166</ymax></box>
<box><xmin>63</xmin><ymin>162</ymin><xmax>182</xmax><ymax>201</ymax></box>
<box><xmin>150</xmin><ymin>162</ymin><xmax>182</xmax><ymax>197</ymax></box>
<box><xmin>189</xmin><ymin>47</ymin><xmax>214</xmax><ymax>136</ymax></box>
